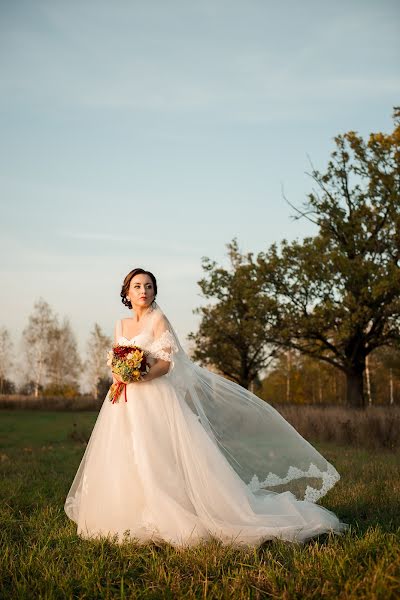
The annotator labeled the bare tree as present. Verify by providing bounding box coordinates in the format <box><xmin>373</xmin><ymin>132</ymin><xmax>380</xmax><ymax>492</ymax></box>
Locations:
<box><xmin>86</xmin><ymin>323</ymin><xmax>112</xmax><ymax>399</ymax></box>
<box><xmin>47</xmin><ymin>317</ymin><xmax>81</xmax><ymax>390</ymax></box>
<box><xmin>0</xmin><ymin>327</ymin><xmax>13</xmax><ymax>393</ymax></box>
<box><xmin>22</xmin><ymin>299</ymin><xmax>57</xmax><ymax>397</ymax></box>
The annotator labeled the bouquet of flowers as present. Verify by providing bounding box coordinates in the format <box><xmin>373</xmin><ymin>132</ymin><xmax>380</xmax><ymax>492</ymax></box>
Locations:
<box><xmin>107</xmin><ymin>344</ymin><xmax>150</xmax><ymax>403</ymax></box>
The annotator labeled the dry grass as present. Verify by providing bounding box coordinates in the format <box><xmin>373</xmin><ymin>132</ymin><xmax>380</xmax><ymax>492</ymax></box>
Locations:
<box><xmin>274</xmin><ymin>404</ymin><xmax>400</xmax><ymax>450</ymax></box>
<box><xmin>0</xmin><ymin>410</ymin><xmax>399</xmax><ymax>599</ymax></box>
<box><xmin>1</xmin><ymin>395</ymin><xmax>399</xmax><ymax>450</ymax></box>
<box><xmin>0</xmin><ymin>393</ymin><xmax>100</xmax><ymax>411</ymax></box>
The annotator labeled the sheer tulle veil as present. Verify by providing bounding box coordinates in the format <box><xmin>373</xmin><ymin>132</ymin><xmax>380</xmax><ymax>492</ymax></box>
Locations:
<box><xmin>147</xmin><ymin>301</ymin><xmax>340</xmax><ymax>503</ymax></box>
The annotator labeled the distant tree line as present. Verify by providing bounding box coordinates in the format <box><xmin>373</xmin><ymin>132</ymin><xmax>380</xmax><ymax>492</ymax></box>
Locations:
<box><xmin>0</xmin><ymin>299</ymin><xmax>112</xmax><ymax>399</ymax></box>
<box><xmin>259</xmin><ymin>346</ymin><xmax>400</xmax><ymax>406</ymax></box>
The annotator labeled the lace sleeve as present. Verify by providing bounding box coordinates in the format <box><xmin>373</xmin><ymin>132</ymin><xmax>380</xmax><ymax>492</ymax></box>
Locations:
<box><xmin>148</xmin><ymin>320</ymin><xmax>178</xmax><ymax>372</ymax></box>
<box><xmin>148</xmin><ymin>329</ymin><xmax>178</xmax><ymax>362</ymax></box>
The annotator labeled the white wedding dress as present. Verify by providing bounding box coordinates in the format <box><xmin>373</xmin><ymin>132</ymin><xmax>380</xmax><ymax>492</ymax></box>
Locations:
<box><xmin>65</xmin><ymin>304</ymin><xmax>348</xmax><ymax>547</ymax></box>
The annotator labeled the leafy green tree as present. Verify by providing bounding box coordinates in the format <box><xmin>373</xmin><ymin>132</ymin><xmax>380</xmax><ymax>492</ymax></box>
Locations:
<box><xmin>258</xmin><ymin>109</ymin><xmax>400</xmax><ymax>408</ymax></box>
<box><xmin>189</xmin><ymin>240</ymin><xmax>277</xmax><ymax>389</ymax></box>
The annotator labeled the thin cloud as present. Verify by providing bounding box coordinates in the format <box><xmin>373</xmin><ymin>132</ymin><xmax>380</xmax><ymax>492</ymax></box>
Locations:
<box><xmin>1</xmin><ymin>1</ymin><xmax>398</xmax><ymax>122</ymax></box>
<box><xmin>61</xmin><ymin>231</ymin><xmax>207</xmax><ymax>256</ymax></box>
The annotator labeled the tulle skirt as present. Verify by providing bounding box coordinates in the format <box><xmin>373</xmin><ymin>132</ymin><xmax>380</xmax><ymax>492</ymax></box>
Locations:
<box><xmin>64</xmin><ymin>376</ymin><xmax>348</xmax><ymax>547</ymax></box>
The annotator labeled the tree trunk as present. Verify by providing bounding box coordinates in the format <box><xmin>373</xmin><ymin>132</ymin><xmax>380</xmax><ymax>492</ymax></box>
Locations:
<box><xmin>389</xmin><ymin>368</ymin><xmax>394</xmax><ymax>405</ymax></box>
<box><xmin>318</xmin><ymin>372</ymin><xmax>322</xmax><ymax>404</ymax></box>
<box><xmin>286</xmin><ymin>350</ymin><xmax>291</xmax><ymax>403</ymax></box>
<box><xmin>239</xmin><ymin>353</ymin><xmax>252</xmax><ymax>390</ymax></box>
<box><xmin>239</xmin><ymin>369</ymin><xmax>251</xmax><ymax>390</ymax></box>
<box><xmin>345</xmin><ymin>369</ymin><xmax>365</xmax><ymax>408</ymax></box>
<box><xmin>365</xmin><ymin>354</ymin><xmax>372</xmax><ymax>406</ymax></box>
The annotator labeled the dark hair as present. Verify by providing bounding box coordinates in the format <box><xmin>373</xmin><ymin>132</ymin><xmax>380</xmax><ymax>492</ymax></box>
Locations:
<box><xmin>120</xmin><ymin>268</ymin><xmax>158</xmax><ymax>309</ymax></box>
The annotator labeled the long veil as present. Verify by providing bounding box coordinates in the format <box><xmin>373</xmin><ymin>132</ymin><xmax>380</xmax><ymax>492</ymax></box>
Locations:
<box><xmin>150</xmin><ymin>302</ymin><xmax>340</xmax><ymax>503</ymax></box>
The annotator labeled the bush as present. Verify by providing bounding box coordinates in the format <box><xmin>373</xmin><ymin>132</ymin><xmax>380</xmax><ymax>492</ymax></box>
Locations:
<box><xmin>42</xmin><ymin>384</ymin><xmax>80</xmax><ymax>398</ymax></box>
<box><xmin>0</xmin><ymin>394</ymin><xmax>102</xmax><ymax>411</ymax></box>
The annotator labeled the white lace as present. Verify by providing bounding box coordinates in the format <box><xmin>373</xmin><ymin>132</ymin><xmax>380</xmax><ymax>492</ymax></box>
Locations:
<box><xmin>248</xmin><ymin>462</ymin><xmax>340</xmax><ymax>503</ymax></box>
<box><xmin>148</xmin><ymin>330</ymin><xmax>178</xmax><ymax>363</ymax></box>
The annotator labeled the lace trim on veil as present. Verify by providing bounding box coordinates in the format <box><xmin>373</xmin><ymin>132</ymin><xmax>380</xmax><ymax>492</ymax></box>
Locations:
<box><xmin>248</xmin><ymin>462</ymin><xmax>340</xmax><ymax>502</ymax></box>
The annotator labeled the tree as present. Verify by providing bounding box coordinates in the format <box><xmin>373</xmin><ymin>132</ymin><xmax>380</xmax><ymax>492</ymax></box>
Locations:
<box><xmin>22</xmin><ymin>299</ymin><xmax>57</xmax><ymax>397</ymax></box>
<box><xmin>46</xmin><ymin>317</ymin><xmax>81</xmax><ymax>391</ymax></box>
<box><xmin>85</xmin><ymin>323</ymin><xmax>112</xmax><ymax>399</ymax></box>
<box><xmin>1</xmin><ymin>379</ymin><xmax>16</xmax><ymax>394</ymax></box>
<box><xmin>261</xmin><ymin>350</ymin><xmax>346</xmax><ymax>405</ymax></box>
<box><xmin>189</xmin><ymin>240</ymin><xmax>277</xmax><ymax>389</ymax></box>
<box><xmin>22</xmin><ymin>300</ymin><xmax>82</xmax><ymax>396</ymax></box>
<box><xmin>19</xmin><ymin>380</ymin><xmax>40</xmax><ymax>396</ymax></box>
<box><xmin>0</xmin><ymin>327</ymin><xmax>14</xmax><ymax>394</ymax></box>
<box><xmin>370</xmin><ymin>345</ymin><xmax>400</xmax><ymax>405</ymax></box>
<box><xmin>258</xmin><ymin>108</ymin><xmax>400</xmax><ymax>408</ymax></box>
<box><xmin>97</xmin><ymin>376</ymin><xmax>113</xmax><ymax>400</ymax></box>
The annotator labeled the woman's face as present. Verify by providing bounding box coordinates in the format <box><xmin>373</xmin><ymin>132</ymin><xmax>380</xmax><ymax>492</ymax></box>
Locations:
<box><xmin>128</xmin><ymin>273</ymin><xmax>155</xmax><ymax>311</ymax></box>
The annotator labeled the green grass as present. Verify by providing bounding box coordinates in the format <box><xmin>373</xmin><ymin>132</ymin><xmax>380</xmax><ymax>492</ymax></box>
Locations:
<box><xmin>0</xmin><ymin>410</ymin><xmax>399</xmax><ymax>599</ymax></box>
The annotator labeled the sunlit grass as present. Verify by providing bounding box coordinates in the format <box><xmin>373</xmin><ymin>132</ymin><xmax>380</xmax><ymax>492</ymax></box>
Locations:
<box><xmin>0</xmin><ymin>410</ymin><xmax>399</xmax><ymax>599</ymax></box>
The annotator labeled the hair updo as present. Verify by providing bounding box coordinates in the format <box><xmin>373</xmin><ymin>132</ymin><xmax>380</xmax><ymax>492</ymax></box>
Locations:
<box><xmin>120</xmin><ymin>268</ymin><xmax>158</xmax><ymax>309</ymax></box>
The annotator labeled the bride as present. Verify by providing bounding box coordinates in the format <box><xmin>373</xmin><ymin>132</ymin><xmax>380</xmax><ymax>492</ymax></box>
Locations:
<box><xmin>64</xmin><ymin>268</ymin><xmax>348</xmax><ymax>547</ymax></box>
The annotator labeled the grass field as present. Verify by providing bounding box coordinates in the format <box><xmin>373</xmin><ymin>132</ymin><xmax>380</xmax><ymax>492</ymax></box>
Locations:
<box><xmin>0</xmin><ymin>410</ymin><xmax>399</xmax><ymax>599</ymax></box>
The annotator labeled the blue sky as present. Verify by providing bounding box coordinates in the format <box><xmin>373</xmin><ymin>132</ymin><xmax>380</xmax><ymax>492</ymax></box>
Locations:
<box><xmin>1</xmin><ymin>0</ymin><xmax>399</xmax><ymax>359</ymax></box>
